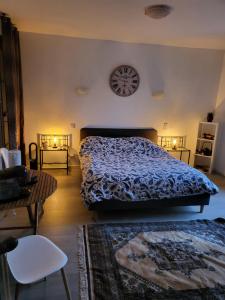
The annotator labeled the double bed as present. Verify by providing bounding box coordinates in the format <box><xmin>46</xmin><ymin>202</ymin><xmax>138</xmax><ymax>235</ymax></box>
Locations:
<box><xmin>79</xmin><ymin>128</ymin><xmax>218</xmax><ymax>212</ymax></box>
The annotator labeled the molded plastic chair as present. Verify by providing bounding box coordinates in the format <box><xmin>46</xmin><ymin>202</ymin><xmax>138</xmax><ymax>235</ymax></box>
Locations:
<box><xmin>7</xmin><ymin>235</ymin><xmax>72</xmax><ymax>300</ymax></box>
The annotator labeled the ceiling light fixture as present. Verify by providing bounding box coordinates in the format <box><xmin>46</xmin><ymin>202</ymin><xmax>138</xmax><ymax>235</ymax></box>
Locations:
<box><xmin>145</xmin><ymin>4</ymin><xmax>173</xmax><ymax>19</ymax></box>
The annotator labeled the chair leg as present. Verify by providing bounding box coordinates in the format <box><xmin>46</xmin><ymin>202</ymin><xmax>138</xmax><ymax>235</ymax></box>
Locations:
<box><xmin>60</xmin><ymin>268</ymin><xmax>72</xmax><ymax>300</ymax></box>
<box><xmin>15</xmin><ymin>283</ymin><xmax>20</xmax><ymax>300</ymax></box>
<box><xmin>0</xmin><ymin>255</ymin><xmax>13</xmax><ymax>300</ymax></box>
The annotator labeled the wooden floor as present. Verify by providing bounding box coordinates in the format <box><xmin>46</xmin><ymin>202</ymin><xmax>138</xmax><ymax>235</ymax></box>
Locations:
<box><xmin>0</xmin><ymin>167</ymin><xmax>225</xmax><ymax>299</ymax></box>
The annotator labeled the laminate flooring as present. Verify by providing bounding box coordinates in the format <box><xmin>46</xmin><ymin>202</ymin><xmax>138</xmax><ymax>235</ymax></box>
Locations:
<box><xmin>0</xmin><ymin>167</ymin><xmax>225</xmax><ymax>299</ymax></box>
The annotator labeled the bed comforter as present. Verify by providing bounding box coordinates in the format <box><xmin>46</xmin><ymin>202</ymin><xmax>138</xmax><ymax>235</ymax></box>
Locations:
<box><xmin>79</xmin><ymin>136</ymin><xmax>218</xmax><ymax>207</ymax></box>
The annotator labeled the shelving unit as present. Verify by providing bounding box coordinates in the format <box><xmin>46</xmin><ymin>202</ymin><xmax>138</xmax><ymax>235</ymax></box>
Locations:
<box><xmin>193</xmin><ymin>122</ymin><xmax>218</xmax><ymax>174</ymax></box>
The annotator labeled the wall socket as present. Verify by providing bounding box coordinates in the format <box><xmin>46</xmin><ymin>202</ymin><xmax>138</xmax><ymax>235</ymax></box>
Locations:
<box><xmin>70</xmin><ymin>122</ymin><xmax>76</xmax><ymax>128</ymax></box>
<box><xmin>163</xmin><ymin>122</ymin><xmax>168</xmax><ymax>130</ymax></box>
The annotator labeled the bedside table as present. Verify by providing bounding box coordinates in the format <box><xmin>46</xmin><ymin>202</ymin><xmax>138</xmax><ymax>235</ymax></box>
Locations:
<box><xmin>166</xmin><ymin>147</ymin><xmax>191</xmax><ymax>164</ymax></box>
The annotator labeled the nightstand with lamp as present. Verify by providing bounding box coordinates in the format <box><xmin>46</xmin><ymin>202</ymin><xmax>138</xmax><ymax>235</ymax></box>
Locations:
<box><xmin>38</xmin><ymin>134</ymin><xmax>72</xmax><ymax>174</ymax></box>
<box><xmin>158</xmin><ymin>136</ymin><xmax>191</xmax><ymax>164</ymax></box>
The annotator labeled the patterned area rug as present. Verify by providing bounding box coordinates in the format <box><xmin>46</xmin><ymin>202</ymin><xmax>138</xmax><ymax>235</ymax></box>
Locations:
<box><xmin>78</xmin><ymin>219</ymin><xmax>225</xmax><ymax>300</ymax></box>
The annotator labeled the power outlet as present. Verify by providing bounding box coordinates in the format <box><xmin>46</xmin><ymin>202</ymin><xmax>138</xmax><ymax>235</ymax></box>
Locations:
<box><xmin>70</xmin><ymin>122</ymin><xmax>76</xmax><ymax>128</ymax></box>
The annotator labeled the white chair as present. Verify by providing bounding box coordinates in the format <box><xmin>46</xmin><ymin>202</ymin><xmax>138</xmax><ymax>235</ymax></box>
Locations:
<box><xmin>7</xmin><ymin>235</ymin><xmax>72</xmax><ymax>300</ymax></box>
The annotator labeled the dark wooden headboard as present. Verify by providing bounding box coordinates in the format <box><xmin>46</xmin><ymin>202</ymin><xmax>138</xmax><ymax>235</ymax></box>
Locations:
<box><xmin>80</xmin><ymin>128</ymin><xmax>158</xmax><ymax>143</ymax></box>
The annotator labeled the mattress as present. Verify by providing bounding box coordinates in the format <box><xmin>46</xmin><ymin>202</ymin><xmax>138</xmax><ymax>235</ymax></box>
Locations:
<box><xmin>79</xmin><ymin>136</ymin><xmax>218</xmax><ymax>207</ymax></box>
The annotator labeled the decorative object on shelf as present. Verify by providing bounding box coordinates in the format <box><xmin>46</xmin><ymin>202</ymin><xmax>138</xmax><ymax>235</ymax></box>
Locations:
<box><xmin>207</xmin><ymin>112</ymin><xmax>214</xmax><ymax>122</ymax></box>
<box><xmin>157</xmin><ymin>136</ymin><xmax>191</xmax><ymax>164</ymax></box>
<box><xmin>110</xmin><ymin>65</ymin><xmax>140</xmax><ymax>97</ymax></box>
<box><xmin>194</xmin><ymin>122</ymin><xmax>219</xmax><ymax>174</ymax></box>
<box><xmin>42</xmin><ymin>141</ymin><xmax>48</xmax><ymax>150</ymax></box>
<box><xmin>38</xmin><ymin>134</ymin><xmax>72</xmax><ymax>174</ymax></box>
<box><xmin>203</xmin><ymin>133</ymin><xmax>214</xmax><ymax>140</ymax></box>
<box><xmin>201</xmin><ymin>142</ymin><xmax>212</xmax><ymax>156</ymax></box>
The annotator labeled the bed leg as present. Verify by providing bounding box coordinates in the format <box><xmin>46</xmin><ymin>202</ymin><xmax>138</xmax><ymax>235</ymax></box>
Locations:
<box><xmin>92</xmin><ymin>211</ymin><xmax>98</xmax><ymax>223</ymax></box>
<box><xmin>200</xmin><ymin>205</ymin><xmax>204</xmax><ymax>213</ymax></box>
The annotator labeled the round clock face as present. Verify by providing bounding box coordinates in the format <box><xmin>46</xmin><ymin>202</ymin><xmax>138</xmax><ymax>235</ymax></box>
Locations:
<box><xmin>110</xmin><ymin>65</ymin><xmax>140</xmax><ymax>97</ymax></box>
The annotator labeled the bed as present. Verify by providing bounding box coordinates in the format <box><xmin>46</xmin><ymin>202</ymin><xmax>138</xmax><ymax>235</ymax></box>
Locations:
<box><xmin>79</xmin><ymin>128</ymin><xmax>218</xmax><ymax>212</ymax></box>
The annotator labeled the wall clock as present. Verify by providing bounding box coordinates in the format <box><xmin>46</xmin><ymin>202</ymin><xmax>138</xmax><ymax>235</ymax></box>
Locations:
<box><xmin>110</xmin><ymin>65</ymin><xmax>140</xmax><ymax>97</ymax></box>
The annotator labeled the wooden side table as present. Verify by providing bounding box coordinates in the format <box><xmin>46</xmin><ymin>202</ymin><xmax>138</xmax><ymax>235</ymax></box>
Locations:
<box><xmin>166</xmin><ymin>147</ymin><xmax>191</xmax><ymax>164</ymax></box>
<box><xmin>0</xmin><ymin>170</ymin><xmax>57</xmax><ymax>234</ymax></box>
<box><xmin>40</xmin><ymin>148</ymin><xmax>69</xmax><ymax>174</ymax></box>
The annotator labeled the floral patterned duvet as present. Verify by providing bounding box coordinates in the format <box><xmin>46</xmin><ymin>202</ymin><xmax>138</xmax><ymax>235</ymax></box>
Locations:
<box><xmin>79</xmin><ymin>136</ymin><xmax>218</xmax><ymax>207</ymax></box>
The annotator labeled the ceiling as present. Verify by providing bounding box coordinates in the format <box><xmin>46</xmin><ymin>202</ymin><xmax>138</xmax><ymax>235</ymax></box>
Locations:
<box><xmin>1</xmin><ymin>0</ymin><xmax>225</xmax><ymax>50</ymax></box>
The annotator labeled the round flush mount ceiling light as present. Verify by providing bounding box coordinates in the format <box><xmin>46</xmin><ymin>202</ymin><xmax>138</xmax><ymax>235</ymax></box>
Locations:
<box><xmin>144</xmin><ymin>4</ymin><xmax>173</xmax><ymax>19</ymax></box>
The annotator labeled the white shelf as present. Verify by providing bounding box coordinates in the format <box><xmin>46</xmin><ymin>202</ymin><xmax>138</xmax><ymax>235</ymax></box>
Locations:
<box><xmin>194</xmin><ymin>153</ymin><xmax>212</xmax><ymax>158</ymax></box>
<box><xmin>197</xmin><ymin>138</ymin><xmax>214</xmax><ymax>142</ymax></box>
<box><xmin>199</xmin><ymin>122</ymin><xmax>218</xmax><ymax>125</ymax></box>
<box><xmin>195</xmin><ymin>167</ymin><xmax>209</xmax><ymax>174</ymax></box>
<box><xmin>194</xmin><ymin>122</ymin><xmax>219</xmax><ymax>174</ymax></box>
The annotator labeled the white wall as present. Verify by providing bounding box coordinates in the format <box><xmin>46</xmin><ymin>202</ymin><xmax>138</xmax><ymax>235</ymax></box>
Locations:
<box><xmin>214</xmin><ymin>53</ymin><xmax>225</xmax><ymax>175</ymax></box>
<box><xmin>20</xmin><ymin>32</ymin><xmax>224</xmax><ymax>163</ymax></box>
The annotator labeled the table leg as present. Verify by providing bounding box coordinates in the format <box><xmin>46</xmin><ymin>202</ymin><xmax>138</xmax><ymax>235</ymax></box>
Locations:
<box><xmin>27</xmin><ymin>205</ymin><xmax>34</xmax><ymax>224</ymax></box>
<box><xmin>40</xmin><ymin>150</ymin><xmax>42</xmax><ymax>170</ymax></box>
<box><xmin>180</xmin><ymin>150</ymin><xmax>182</xmax><ymax>161</ymax></box>
<box><xmin>66</xmin><ymin>150</ymin><xmax>69</xmax><ymax>175</ymax></box>
<box><xmin>188</xmin><ymin>150</ymin><xmax>191</xmax><ymax>165</ymax></box>
<box><xmin>27</xmin><ymin>203</ymin><xmax>44</xmax><ymax>225</ymax></box>
<box><xmin>34</xmin><ymin>201</ymin><xmax>40</xmax><ymax>235</ymax></box>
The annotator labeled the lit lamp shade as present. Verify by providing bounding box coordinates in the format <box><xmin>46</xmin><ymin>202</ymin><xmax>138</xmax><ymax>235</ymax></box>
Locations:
<box><xmin>172</xmin><ymin>138</ymin><xmax>177</xmax><ymax>149</ymax></box>
<box><xmin>53</xmin><ymin>136</ymin><xmax>58</xmax><ymax>148</ymax></box>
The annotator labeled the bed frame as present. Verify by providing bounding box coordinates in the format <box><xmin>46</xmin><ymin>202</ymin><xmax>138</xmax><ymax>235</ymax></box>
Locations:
<box><xmin>80</xmin><ymin>127</ymin><xmax>210</xmax><ymax>213</ymax></box>
<box><xmin>80</xmin><ymin>127</ymin><xmax>158</xmax><ymax>142</ymax></box>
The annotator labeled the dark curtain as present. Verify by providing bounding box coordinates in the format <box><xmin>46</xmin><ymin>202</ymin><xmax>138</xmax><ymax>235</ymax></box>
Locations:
<box><xmin>0</xmin><ymin>13</ymin><xmax>25</xmax><ymax>164</ymax></box>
